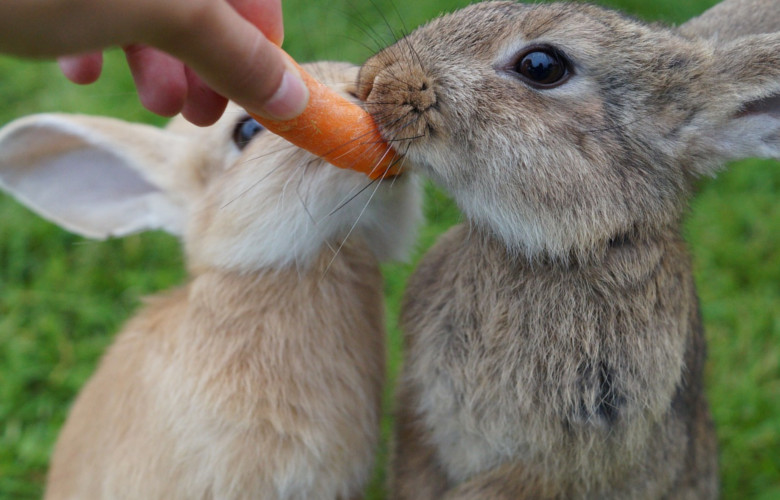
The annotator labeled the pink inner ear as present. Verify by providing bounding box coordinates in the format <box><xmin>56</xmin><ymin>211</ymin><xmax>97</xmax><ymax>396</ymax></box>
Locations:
<box><xmin>739</xmin><ymin>93</ymin><xmax>780</xmax><ymax>118</ymax></box>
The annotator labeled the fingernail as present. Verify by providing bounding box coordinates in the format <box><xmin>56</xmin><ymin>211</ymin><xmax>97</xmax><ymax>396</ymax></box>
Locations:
<box><xmin>261</xmin><ymin>69</ymin><xmax>309</xmax><ymax>120</ymax></box>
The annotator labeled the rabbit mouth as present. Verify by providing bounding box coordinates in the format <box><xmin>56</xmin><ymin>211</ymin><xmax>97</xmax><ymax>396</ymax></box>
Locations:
<box><xmin>356</xmin><ymin>56</ymin><xmax>443</xmax><ymax>177</ymax></box>
<box><xmin>360</xmin><ymin>77</ymin><xmax>439</xmax><ymax>140</ymax></box>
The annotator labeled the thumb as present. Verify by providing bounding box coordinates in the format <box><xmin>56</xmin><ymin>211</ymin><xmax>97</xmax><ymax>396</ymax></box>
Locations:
<box><xmin>148</xmin><ymin>1</ymin><xmax>308</xmax><ymax>120</ymax></box>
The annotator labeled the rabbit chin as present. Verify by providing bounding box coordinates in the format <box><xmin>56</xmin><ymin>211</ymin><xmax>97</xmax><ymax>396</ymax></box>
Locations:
<box><xmin>462</xmin><ymin>198</ymin><xmax>589</xmax><ymax>262</ymax></box>
<box><xmin>184</xmin><ymin>167</ymin><xmax>422</xmax><ymax>273</ymax></box>
<box><xmin>445</xmin><ymin>180</ymin><xmax>641</xmax><ymax>263</ymax></box>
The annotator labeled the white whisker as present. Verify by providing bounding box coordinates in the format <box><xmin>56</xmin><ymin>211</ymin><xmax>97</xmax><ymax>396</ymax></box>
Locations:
<box><xmin>323</xmin><ymin>173</ymin><xmax>386</xmax><ymax>276</ymax></box>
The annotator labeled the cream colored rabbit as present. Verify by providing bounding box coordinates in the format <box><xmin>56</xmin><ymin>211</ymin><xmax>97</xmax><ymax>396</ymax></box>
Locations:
<box><xmin>356</xmin><ymin>1</ymin><xmax>779</xmax><ymax>498</ymax></box>
<box><xmin>0</xmin><ymin>62</ymin><xmax>421</xmax><ymax>500</ymax></box>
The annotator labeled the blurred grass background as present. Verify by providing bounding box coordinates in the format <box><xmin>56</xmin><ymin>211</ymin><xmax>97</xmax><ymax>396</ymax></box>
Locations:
<box><xmin>0</xmin><ymin>0</ymin><xmax>777</xmax><ymax>498</ymax></box>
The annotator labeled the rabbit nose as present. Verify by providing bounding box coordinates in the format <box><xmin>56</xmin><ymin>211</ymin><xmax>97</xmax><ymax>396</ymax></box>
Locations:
<box><xmin>359</xmin><ymin>56</ymin><xmax>443</xmax><ymax>143</ymax></box>
<box><xmin>408</xmin><ymin>78</ymin><xmax>437</xmax><ymax>112</ymax></box>
<box><xmin>361</xmin><ymin>64</ymin><xmax>438</xmax><ymax>114</ymax></box>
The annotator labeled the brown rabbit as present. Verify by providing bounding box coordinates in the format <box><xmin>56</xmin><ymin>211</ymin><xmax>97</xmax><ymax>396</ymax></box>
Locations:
<box><xmin>0</xmin><ymin>62</ymin><xmax>421</xmax><ymax>500</ymax></box>
<box><xmin>356</xmin><ymin>1</ymin><xmax>780</xmax><ymax>498</ymax></box>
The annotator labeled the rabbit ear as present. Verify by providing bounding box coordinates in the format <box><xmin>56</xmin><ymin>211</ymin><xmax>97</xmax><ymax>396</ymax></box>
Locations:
<box><xmin>695</xmin><ymin>34</ymin><xmax>780</xmax><ymax>165</ymax></box>
<box><xmin>0</xmin><ymin>114</ymin><xmax>194</xmax><ymax>239</ymax></box>
<box><xmin>678</xmin><ymin>0</ymin><xmax>780</xmax><ymax>41</ymax></box>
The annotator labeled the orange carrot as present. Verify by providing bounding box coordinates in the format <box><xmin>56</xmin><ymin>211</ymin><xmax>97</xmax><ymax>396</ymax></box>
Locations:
<box><xmin>248</xmin><ymin>56</ymin><xmax>400</xmax><ymax>180</ymax></box>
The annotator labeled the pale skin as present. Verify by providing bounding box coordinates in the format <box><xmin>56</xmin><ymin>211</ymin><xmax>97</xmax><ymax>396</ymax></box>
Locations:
<box><xmin>0</xmin><ymin>0</ymin><xmax>309</xmax><ymax>125</ymax></box>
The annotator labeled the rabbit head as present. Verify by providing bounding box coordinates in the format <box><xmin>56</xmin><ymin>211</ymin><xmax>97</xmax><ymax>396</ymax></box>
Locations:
<box><xmin>0</xmin><ymin>62</ymin><xmax>421</xmax><ymax>272</ymax></box>
<box><xmin>358</xmin><ymin>1</ymin><xmax>780</xmax><ymax>261</ymax></box>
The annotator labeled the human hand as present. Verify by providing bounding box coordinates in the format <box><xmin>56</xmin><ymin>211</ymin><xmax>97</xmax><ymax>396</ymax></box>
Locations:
<box><xmin>0</xmin><ymin>0</ymin><xmax>308</xmax><ymax>126</ymax></box>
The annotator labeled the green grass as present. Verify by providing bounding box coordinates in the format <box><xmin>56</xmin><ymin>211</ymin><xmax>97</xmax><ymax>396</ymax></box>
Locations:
<box><xmin>0</xmin><ymin>0</ymin><xmax>777</xmax><ymax>498</ymax></box>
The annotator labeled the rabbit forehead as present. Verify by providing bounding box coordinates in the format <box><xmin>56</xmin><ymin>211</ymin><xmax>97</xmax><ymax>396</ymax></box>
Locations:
<box><xmin>405</xmin><ymin>1</ymin><xmax>702</xmax><ymax>115</ymax></box>
<box><xmin>416</xmin><ymin>2</ymin><xmax>650</xmax><ymax>56</ymax></box>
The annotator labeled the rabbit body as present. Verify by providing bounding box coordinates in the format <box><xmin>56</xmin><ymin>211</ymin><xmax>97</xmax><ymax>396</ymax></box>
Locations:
<box><xmin>395</xmin><ymin>226</ymin><xmax>715</xmax><ymax>499</ymax></box>
<box><xmin>0</xmin><ymin>62</ymin><xmax>421</xmax><ymax>499</ymax></box>
<box><xmin>47</xmin><ymin>247</ymin><xmax>385</xmax><ymax>500</ymax></box>
<box><xmin>357</xmin><ymin>1</ymin><xmax>780</xmax><ymax>498</ymax></box>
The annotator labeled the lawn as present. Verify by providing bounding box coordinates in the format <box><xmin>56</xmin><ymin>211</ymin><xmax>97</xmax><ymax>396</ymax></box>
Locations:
<box><xmin>0</xmin><ymin>0</ymin><xmax>778</xmax><ymax>498</ymax></box>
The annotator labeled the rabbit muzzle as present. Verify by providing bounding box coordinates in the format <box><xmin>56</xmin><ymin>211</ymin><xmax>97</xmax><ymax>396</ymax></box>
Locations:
<box><xmin>358</xmin><ymin>58</ymin><xmax>444</xmax><ymax>159</ymax></box>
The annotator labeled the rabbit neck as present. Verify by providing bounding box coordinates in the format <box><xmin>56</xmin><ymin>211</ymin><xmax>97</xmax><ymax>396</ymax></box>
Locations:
<box><xmin>468</xmin><ymin>219</ymin><xmax>683</xmax><ymax>274</ymax></box>
<box><xmin>183</xmin><ymin>238</ymin><xmax>383</xmax><ymax>319</ymax></box>
<box><xmin>170</xmin><ymin>237</ymin><xmax>385</xmax><ymax>415</ymax></box>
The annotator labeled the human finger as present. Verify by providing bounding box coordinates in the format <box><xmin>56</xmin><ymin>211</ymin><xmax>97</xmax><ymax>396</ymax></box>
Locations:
<box><xmin>227</xmin><ymin>0</ymin><xmax>284</xmax><ymax>45</ymax></box>
<box><xmin>146</xmin><ymin>1</ymin><xmax>308</xmax><ymax>120</ymax></box>
<box><xmin>58</xmin><ymin>52</ymin><xmax>104</xmax><ymax>84</ymax></box>
<box><xmin>181</xmin><ymin>67</ymin><xmax>229</xmax><ymax>126</ymax></box>
<box><xmin>124</xmin><ymin>44</ymin><xmax>188</xmax><ymax>117</ymax></box>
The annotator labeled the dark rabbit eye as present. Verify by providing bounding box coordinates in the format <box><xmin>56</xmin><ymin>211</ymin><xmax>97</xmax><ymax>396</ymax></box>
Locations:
<box><xmin>512</xmin><ymin>47</ymin><xmax>571</xmax><ymax>88</ymax></box>
<box><xmin>232</xmin><ymin>116</ymin><xmax>265</xmax><ymax>150</ymax></box>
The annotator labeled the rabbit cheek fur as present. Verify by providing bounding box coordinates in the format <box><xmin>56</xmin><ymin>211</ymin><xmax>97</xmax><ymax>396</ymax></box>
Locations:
<box><xmin>358</xmin><ymin>1</ymin><xmax>780</xmax><ymax>498</ymax></box>
<box><xmin>0</xmin><ymin>62</ymin><xmax>421</xmax><ymax>499</ymax></box>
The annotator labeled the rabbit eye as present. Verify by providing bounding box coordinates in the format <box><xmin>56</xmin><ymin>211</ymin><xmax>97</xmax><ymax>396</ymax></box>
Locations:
<box><xmin>512</xmin><ymin>47</ymin><xmax>571</xmax><ymax>89</ymax></box>
<box><xmin>232</xmin><ymin>117</ymin><xmax>265</xmax><ymax>150</ymax></box>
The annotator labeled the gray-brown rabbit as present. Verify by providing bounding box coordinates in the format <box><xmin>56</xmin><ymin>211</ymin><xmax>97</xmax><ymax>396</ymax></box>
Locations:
<box><xmin>356</xmin><ymin>1</ymin><xmax>780</xmax><ymax>498</ymax></box>
<box><xmin>0</xmin><ymin>62</ymin><xmax>421</xmax><ymax>499</ymax></box>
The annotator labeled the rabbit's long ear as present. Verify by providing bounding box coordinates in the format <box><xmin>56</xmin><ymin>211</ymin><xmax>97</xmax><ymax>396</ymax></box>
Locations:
<box><xmin>693</xmin><ymin>34</ymin><xmax>780</xmax><ymax>167</ymax></box>
<box><xmin>0</xmin><ymin>114</ymin><xmax>194</xmax><ymax>239</ymax></box>
<box><xmin>679</xmin><ymin>0</ymin><xmax>780</xmax><ymax>41</ymax></box>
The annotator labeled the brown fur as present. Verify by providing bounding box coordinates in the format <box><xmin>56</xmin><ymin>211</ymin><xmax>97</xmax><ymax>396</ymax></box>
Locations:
<box><xmin>357</xmin><ymin>1</ymin><xmax>780</xmax><ymax>498</ymax></box>
<box><xmin>395</xmin><ymin>225</ymin><xmax>717</xmax><ymax>499</ymax></box>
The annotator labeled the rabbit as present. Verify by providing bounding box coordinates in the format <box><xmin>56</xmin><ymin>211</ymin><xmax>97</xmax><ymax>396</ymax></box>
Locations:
<box><xmin>355</xmin><ymin>1</ymin><xmax>780</xmax><ymax>499</ymax></box>
<box><xmin>0</xmin><ymin>61</ymin><xmax>421</xmax><ymax>500</ymax></box>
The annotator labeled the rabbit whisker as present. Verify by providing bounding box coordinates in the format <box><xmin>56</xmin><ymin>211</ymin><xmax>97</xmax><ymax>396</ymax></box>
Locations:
<box><xmin>326</xmin><ymin>135</ymin><xmax>392</xmax><ymax>167</ymax></box>
<box><xmin>386</xmin><ymin>132</ymin><xmax>427</xmax><ymax>143</ymax></box>
<box><xmin>326</xmin><ymin>136</ymin><xmax>400</xmax><ymax>217</ymax></box>
<box><xmin>328</xmin><ymin>165</ymin><xmax>382</xmax><ymax>215</ymax></box>
<box><xmin>341</xmin><ymin>3</ymin><xmax>395</xmax><ymax>54</ymax></box>
<box><xmin>366</xmin><ymin>138</ymin><xmax>401</xmax><ymax>178</ymax></box>
<box><xmin>371</xmin><ymin>108</ymin><xmax>422</xmax><ymax>135</ymax></box>
<box><xmin>295</xmin><ymin>156</ymin><xmax>322</xmax><ymax>224</ymax></box>
<box><xmin>234</xmin><ymin>143</ymin><xmax>300</xmax><ymax>165</ymax></box>
<box><xmin>327</xmin><ymin>177</ymin><xmax>379</xmax><ymax>217</ymax></box>
<box><xmin>340</xmin><ymin>35</ymin><xmax>392</xmax><ymax>60</ymax></box>
<box><xmin>375</xmin><ymin>112</ymin><xmax>428</xmax><ymax>145</ymax></box>
<box><xmin>324</xmin><ymin>174</ymin><xmax>385</xmax><ymax>276</ymax></box>
<box><xmin>389</xmin><ymin>6</ymin><xmax>426</xmax><ymax>72</ymax></box>
<box><xmin>293</xmin><ymin>157</ymin><xmax>340</xmax><ymax>261</ymax></box>
<box><xmin>386</xmin><ymin>154</ymin><xmax>411</xmax><ymax>188</ymax></box>
<box><xmin>367</xmin><ymin>0</ymin><xmax>403</xmax><ymax>45</ymax></box>
<box><xmin>220</xmin><ymin>158</ymin><xmax>289</xmax><ymax>209</ymax></box>
<box><xmin>313</xmin><ymin>122</ymin><xmax>398</xmax><ymax>164</ymax></box>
